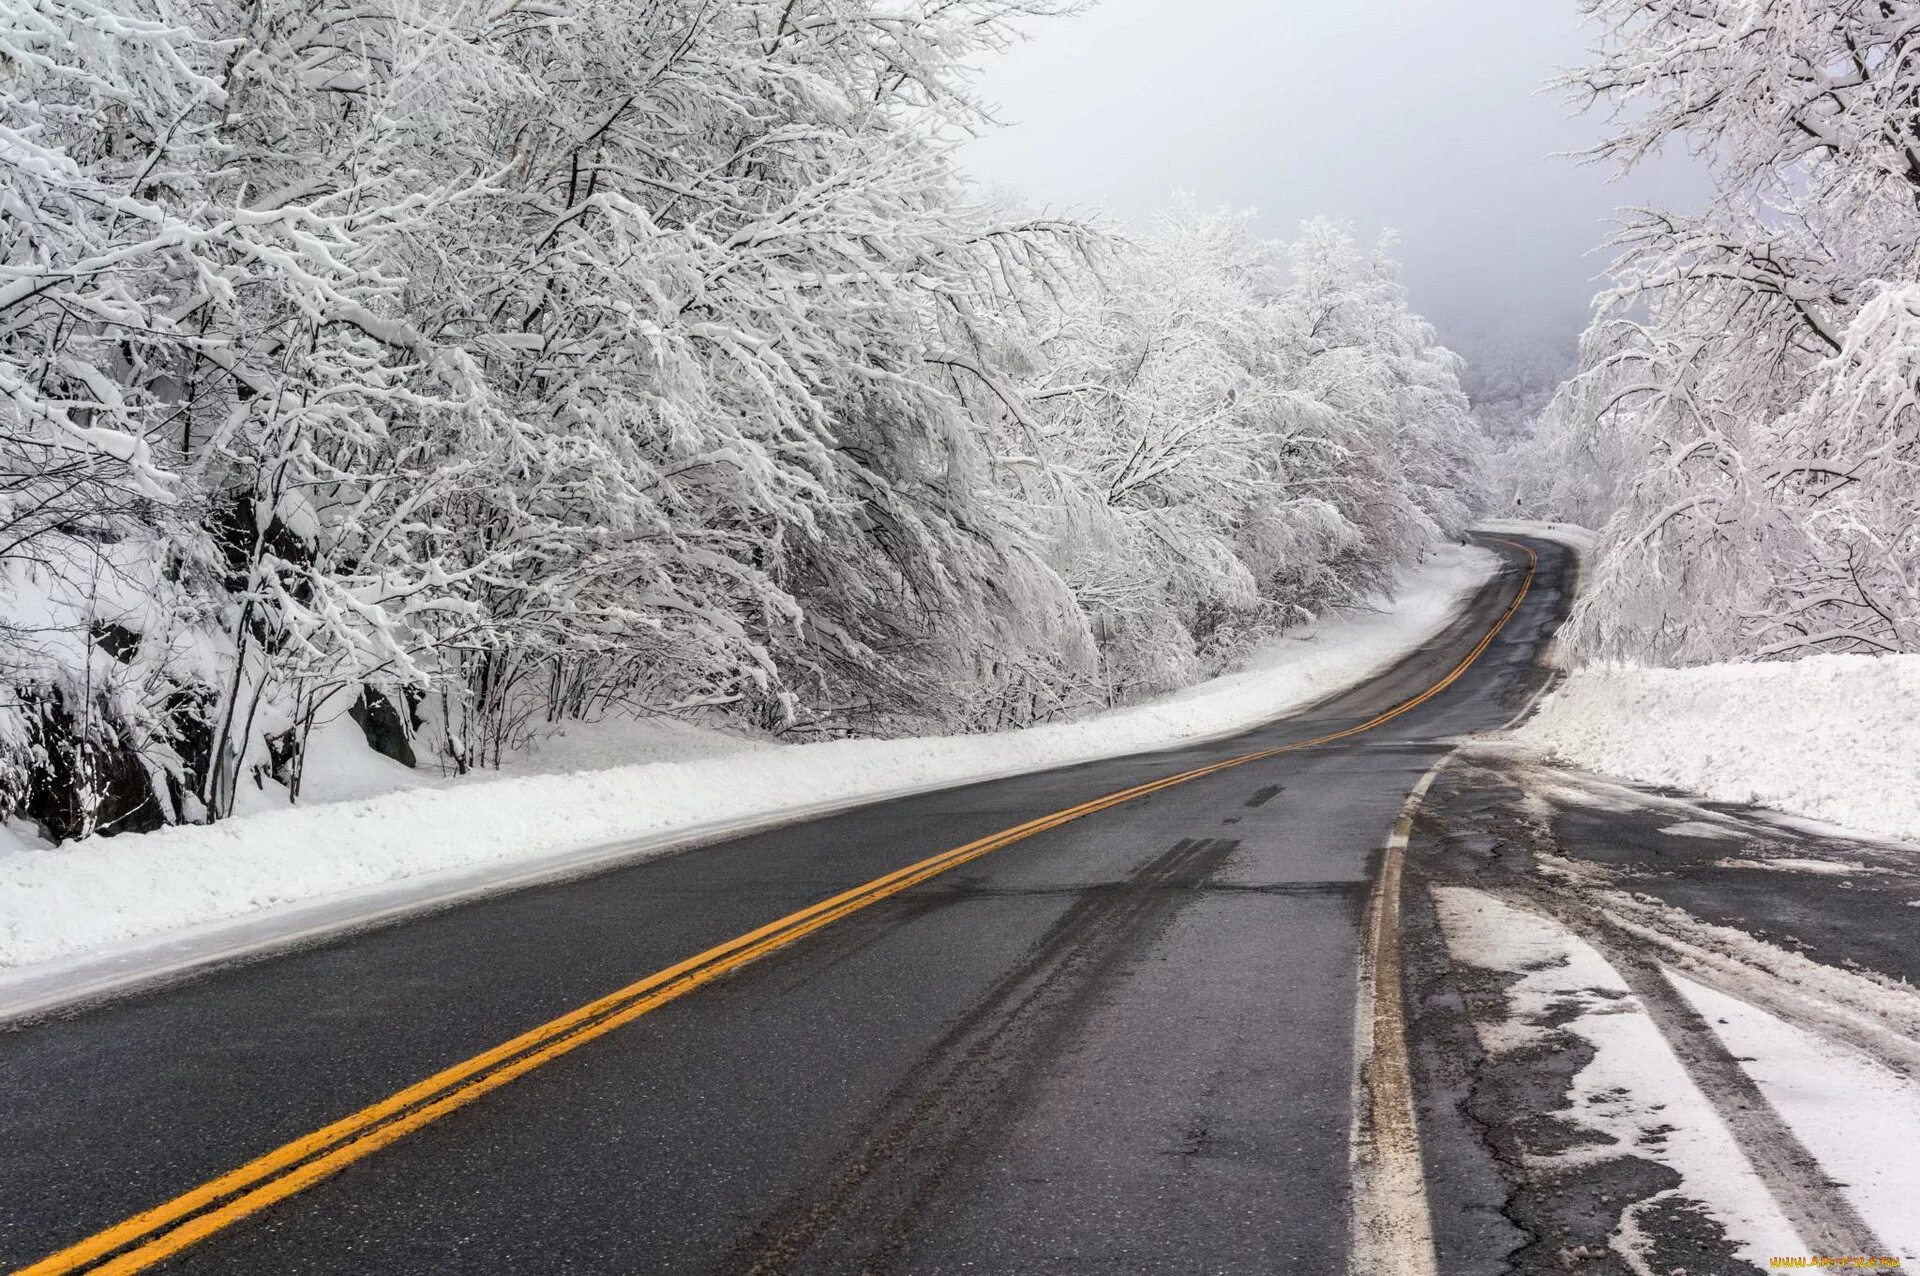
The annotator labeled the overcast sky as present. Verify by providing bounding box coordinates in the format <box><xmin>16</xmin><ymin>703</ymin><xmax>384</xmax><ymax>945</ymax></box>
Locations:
<box><xmin>959</xmin><ymin>0</ymin><xmax>1705</xmax><ymax>365</ymax></box>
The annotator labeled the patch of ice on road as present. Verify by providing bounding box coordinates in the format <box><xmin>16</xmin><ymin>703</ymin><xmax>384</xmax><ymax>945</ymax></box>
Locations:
<box><xmin>0</xmin><ymin>547</ymin><xmax>1496</xmax><ymax>973</ymax></box>
<box><xmin>1659</xmin><ymin>820</ymin><xmax>1744</xmax><ymax>840</ymax></box>
<box><xmin>1668</xmin><ymin>972</ymin><xmax>1920</xmax><ymax>1261</ymax></box>
<box><xmin>1431</xmin><ymin>887</ymin><xmax>1803</xmax><ymax>1270</ymax></box>
<box><xmin>1712</xmin><ymin>856</ymin><xmax>1881</xmax><ymax>877</ymax></box>
<box><xmin>1514</xmin><ymin>654</ymin><xmax>1920</xmax><ymax>849</ymax></box>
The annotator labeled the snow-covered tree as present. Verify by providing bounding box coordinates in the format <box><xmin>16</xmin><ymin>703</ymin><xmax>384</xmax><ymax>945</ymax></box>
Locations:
<box><xmin>1526</xmin><ymin>0</ymin><xmax>1920</xmax><ymax>663</ymax></box>
<box><xmin>959</xmin><ymin>203</ymin><xmax>1482</xmax><ymax>720</ymax></box>
<box><xmin>1</xmin><ymin>0</ymin><xmax>1481</xmax><ymax>841</ymax></box>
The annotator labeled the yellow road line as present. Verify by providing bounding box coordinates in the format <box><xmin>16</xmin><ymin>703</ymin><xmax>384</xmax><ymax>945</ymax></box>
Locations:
<box><xmin>16</xmin><ymin>539</ymin><xmax>1538</xmax><ymax>1276</ymax></box>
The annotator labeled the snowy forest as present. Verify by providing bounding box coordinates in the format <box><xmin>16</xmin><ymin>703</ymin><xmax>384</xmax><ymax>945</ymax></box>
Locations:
<box><xmin>16</xmin><ymin>0</ymin><xmax>1917</xmax><ymax>851</ymax></box>
<box><xmin>0</xmin><ymin>0</ymin><xmax>1482</xmax><ymax>840</ymax></box>
<box><xmin>1506</xmin><ymin>0</ymin><xmax>1920</xmax><ymax>665</ymax></box>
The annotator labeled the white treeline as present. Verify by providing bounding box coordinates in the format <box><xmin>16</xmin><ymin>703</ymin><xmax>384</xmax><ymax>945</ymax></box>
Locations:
<box><xmin>1</xmin><ymin>0</ymin><xmax>1479</xmax><ymax>841</ymax></box>
<box><xmin>1505</xmin><ymin>0</ymin><xmax>1920</xmax><ymax>665</ymax></box>
<box><xmin>963</xmin><ymin>205</ymin><xmax>1481</xmax><ymax>728</ymax></box>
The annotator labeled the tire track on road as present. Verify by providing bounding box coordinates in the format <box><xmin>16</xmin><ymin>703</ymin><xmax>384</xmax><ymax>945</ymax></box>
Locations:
<box><xmin>728</xmin><ymin>837</ymin><xmax>1238</xmax><ymax>1276</ymax></box>
<box><xmin>1503</xmin><ymin>887</ymin><xmax>1889</xmax><ymax>1260</ymax></box>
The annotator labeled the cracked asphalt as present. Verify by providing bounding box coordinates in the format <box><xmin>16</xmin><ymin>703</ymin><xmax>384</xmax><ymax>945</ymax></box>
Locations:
<box><xmin>1404</xmin><ymin>748</ymin><xmax>1920</xmax><ymax>1274</ymax></box>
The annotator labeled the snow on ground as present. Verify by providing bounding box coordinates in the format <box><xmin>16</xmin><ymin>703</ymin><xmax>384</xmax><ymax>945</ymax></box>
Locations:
<box><xmin>219</xmin><ymin>686</ymin><xmax>770</xmax><ymax>821</ymax></box>
<box><xmin>1430</xmin><ymin>887</ymin><xmax>1802</xmax><ymax>1269</ymax></box>
<box><xmin>1668</xmin><ymin>972</ymin><xmax>1920</xmax><ymax>1261</ymax></box>
<box><xmin>0</xmin><ymin>545</ymin><xmax>1494</xmax><ymax>972</ymax></box>
<box><xmin>494</xmin><ymin>715</ymin><xmax>771</xmax><ymax>779</ymax></box>
<box><xmin>0</xmin><ymin>818</ymin><xmax>52</xmax><ymax>856</ymax></box>
<box><xmin>1514</xmin><ymin>654</ymin><xmax>1920</xmax><ymax>847</ymax></box>
<box><xmin>229</xmin><ymin>712</ymin><xmax>423</xmax><ymax>816</ymax></box>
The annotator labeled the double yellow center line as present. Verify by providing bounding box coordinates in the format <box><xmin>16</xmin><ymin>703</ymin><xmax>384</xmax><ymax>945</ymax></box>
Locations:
<box><xmin>17</xmin><ymin>539</ymin><xmax>1537</xmax><ymax>1276</ymax></box>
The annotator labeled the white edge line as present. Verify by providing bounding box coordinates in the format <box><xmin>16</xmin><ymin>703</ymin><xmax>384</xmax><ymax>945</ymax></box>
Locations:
<box><xmin>1348</xmin><ymin>753</ymin><xmax>1450</xmax><ymax>1276</ymax></box>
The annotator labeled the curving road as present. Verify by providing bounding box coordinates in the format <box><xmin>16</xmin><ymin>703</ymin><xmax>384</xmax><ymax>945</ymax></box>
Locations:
<box><xmin>0</xmin><ymin>535</ymin><xmax>1575</xmax><ymax>1276</ymax></box>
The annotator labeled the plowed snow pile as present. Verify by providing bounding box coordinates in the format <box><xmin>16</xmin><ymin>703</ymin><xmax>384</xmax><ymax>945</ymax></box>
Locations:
<box><xmin>1515</xmin><ymin>654</ymin><xmax>1920</xmax><ymax>846</ymax></box>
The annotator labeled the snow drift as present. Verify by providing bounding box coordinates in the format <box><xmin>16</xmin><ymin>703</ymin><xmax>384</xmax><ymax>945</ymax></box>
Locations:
<box><xmin>1515</xmin><ymin>654</ymin><xmax>1920</xmax><ymax>846</ymax></box>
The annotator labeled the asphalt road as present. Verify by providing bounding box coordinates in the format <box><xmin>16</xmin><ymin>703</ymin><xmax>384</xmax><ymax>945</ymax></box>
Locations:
<box><xmin>0</xmin><ymin>534</ymin><xmax>1574</xmax><ymax>1276</ymax></box>
<box><xmin>1402</xmin><ymin>730</ymin><xmax>1920</xmax><ymax>1274</ymax></box>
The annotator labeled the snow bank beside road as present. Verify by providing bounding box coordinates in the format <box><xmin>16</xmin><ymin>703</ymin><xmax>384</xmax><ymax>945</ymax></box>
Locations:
<box><xmin>1515</xmin><ymin>654</ymin><xmax>1920</xmax><ymax>846</ymax></box>
<box><xmin>0</xmin><ymin>545</ymin><xmax>1496</xmax><ymax>972</ymax></box>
